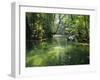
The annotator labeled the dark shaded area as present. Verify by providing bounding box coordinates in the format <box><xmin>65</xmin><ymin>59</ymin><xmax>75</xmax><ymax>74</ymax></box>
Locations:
<box><xmin>26</xmin><ymin>16</ymin><xmax>33</xmax><ymax>50</ymax></box>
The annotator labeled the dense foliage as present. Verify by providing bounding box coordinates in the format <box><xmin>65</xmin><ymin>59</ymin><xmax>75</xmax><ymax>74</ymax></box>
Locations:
<box><xmin>26</xmin><ymin>12</ymin><xmax>89</xmax><ymax>67</ymax></box>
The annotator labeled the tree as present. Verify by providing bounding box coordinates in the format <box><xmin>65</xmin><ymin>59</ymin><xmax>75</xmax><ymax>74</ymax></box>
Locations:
<box><xmin>26</xmin><ymin>13</ymin><xmax>56</xmax><ymax>49</ymax></box>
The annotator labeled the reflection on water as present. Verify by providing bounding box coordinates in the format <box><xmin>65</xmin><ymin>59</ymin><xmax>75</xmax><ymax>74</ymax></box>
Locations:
<box><xmin>53</xmin><ymin>34</ymin><xmax>67</xmax><ymax>47</ymax></box>
<box><xmin>26</xmin><ymin>34</ymin><xmax>89</xmax><ymax>67</ymax></box>
<box><xmin>53</xmin><ymin>34</ymin><xmax>67</xmax><ymax>61</ymax></box>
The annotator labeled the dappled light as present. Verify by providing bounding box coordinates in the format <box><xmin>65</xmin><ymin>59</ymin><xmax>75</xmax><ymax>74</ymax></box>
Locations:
<box><xmin>26</xmin><ymin>12</ymin><xmax>89</xmax><ymax>67</ymax></box>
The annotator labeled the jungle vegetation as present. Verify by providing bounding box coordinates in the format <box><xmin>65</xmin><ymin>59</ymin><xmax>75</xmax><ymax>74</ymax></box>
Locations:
<box><xmin>26</xmin><ymin>12</ymin><xmax>89</xmax><ymax>67</ymax></box>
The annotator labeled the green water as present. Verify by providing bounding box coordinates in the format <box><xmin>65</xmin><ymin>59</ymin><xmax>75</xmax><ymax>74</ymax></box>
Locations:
<box><xmin>26</xmin><ymin>34</ymin><xmax>89</xmax><ymax>67</ymax></box>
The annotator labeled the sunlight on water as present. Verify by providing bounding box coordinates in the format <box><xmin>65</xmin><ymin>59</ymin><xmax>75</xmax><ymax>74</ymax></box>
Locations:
<box><xmin>53</xmin><ymin>34</ymin><xmax>63</xmax><ymax>37</ymax></box>
<box><xmin>53</xmin><ymin>34</ymin><xmax>67</xmax><ymax>46</ymax></box>
<box><xmin>53</xmin><ymin>46</ymin><xmax>65</xmax><ymax>60</ymax></box>
<box><xmin>53</xmin><ymin>34</ymin><xmax>67</xmax><ymax>60</ymax></box>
